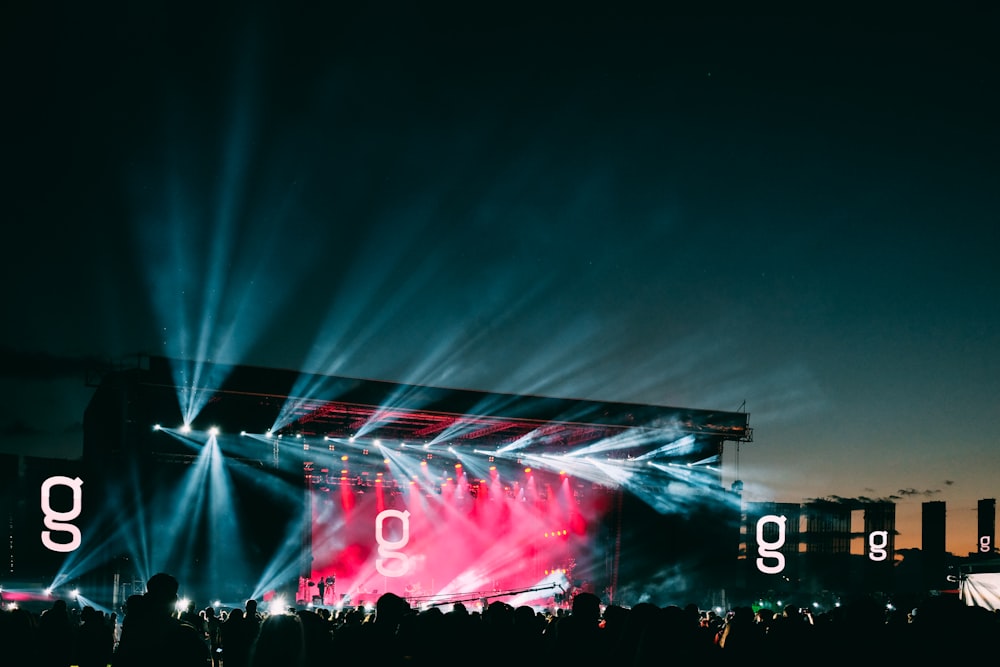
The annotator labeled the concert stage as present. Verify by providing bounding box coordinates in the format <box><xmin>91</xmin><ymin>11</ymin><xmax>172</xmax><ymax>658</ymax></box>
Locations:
<box><xmin>65</xmin><ymin>355</ymin><xmax>751</xmax><ymax>609</ymax></box>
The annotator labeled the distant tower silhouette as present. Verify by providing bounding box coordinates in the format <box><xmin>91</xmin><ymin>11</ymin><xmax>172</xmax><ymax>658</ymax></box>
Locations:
<box><xmin>864</xmin><ymin>502</ymin><xmax>895</xmax><ymax>591</ymax></box>
<box><xmin>921</xmin><ymin>501</ymin><xmax>946</xmax><ymax>590</ymax></box>
<box><xmin>804</xmin><ymin>500</ymin><xmax>850</xmax><ymax>591</ymax></box>
<box><xmin>978</xmin><ymin>498</ymin><xmax>996</xmax><ymax>557</ymax></box>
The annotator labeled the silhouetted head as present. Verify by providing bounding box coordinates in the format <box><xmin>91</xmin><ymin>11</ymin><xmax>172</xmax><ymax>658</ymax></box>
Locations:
<box><xmin>375</xmin><ymin>593</ymin><xmax>410</xmax><ymax>626</ymax></box>
<box><xmin>571</xmin><ymin>592</ymin><xmax>602</xmax><ymax>623</ymax></box>
<box><xmin>144</xmin><ymin>572</ymin><xmax>180</xmax><ymax>613</ymax></box>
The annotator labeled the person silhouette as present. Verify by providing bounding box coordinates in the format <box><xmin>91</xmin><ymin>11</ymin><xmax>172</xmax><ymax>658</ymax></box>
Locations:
<box><xmin>220</xmin><ymin>608</ymin><xmax>251</xmax><ymax>667</ymax></box>
<box><xmin>248</xmin><ymin>613</ymin><xmax>306</xmax><ymax>667</ymax></box>
<box><xmin>76</xmin><ymin>605</ymin><xmax>115</xmax><ymax>667</ymax></box>
<box><xmin>111</xmin><ymin>572</ymin><xmax>211</xmax><ymax>667</ymax></box>
<box><xmin>38</xmin><ymin>598</ymin><xmax>73</xmax><ymax>667</ymax></box>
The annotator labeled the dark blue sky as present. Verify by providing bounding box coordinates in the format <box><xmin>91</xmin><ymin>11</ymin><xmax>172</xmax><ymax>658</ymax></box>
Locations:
<box><xmin>2</xmin><ymin>3</ymin><xmax>998</xmax><ymax>553</ymax></box>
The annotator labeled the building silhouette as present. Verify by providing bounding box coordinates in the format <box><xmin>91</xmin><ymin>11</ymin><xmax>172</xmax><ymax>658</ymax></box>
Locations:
<box><xmin>922</xmin><ymin>500</ymin><xmax>947</xmax><ymax>590</ymax></box>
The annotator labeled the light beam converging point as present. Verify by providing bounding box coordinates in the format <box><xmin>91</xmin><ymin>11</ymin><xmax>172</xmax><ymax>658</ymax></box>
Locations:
<box><xmin>152</xmin><ymin>425</ymin><xmax>219</xmax><ymax>452</ymax></box>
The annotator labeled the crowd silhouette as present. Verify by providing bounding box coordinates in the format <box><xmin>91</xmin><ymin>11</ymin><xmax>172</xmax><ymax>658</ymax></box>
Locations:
<box><xmin>1</xmin><ymin>571</ymin><xmax>997</xmax><ymax>666</ymax></box>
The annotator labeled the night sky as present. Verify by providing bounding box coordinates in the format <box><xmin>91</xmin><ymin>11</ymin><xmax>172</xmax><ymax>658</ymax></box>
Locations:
<box><xmin>2</xmin><ymin>4</ymin><xmax>998</xmax><ymax>555</ymax></box>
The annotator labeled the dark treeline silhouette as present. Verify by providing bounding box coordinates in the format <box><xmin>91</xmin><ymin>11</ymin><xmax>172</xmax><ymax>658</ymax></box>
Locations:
<box><xmin>1</xmin><ymin>573</ymin><xmax>998</xmax><ymax>666</ymax></box>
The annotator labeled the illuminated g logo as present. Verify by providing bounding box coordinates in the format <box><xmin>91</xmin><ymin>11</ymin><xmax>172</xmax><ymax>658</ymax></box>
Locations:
<box><xmin>756</xmin><ymin>514</ymin><xmax>786</xmax><ymax>574</ymax></box>
<box><xmin>375</xmin><ymin>509</ymin><xmax>411</xmax><ymax>577</ymax></box>
<box><xmin>980</xmin><ymin>535</ymin><xmax>992</xmax><ymax>553</ymax></box>
<box><xmin>868</xmin><ymin>530</ymin><xmax>889</xmax><ymax>561</ymax></box>
<box><xmin>41</xmin><ymin>476</ymin><xmax>83</xmax><ymax>553</ymax></box>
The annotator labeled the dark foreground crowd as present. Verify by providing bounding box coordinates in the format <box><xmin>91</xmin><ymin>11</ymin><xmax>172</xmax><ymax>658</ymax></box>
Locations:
<box><xmin>1</xmin><ymin>572</ymin><xmax>997</xmax><ymax>667</ymax></box>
